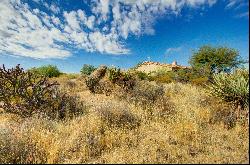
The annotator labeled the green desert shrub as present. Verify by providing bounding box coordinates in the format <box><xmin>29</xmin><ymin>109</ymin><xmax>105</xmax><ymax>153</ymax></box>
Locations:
<box><xmin>108</xmin><ymin>67</ymin><xmax>122</xmax><ymax>83</ymax></box>
<box><xmin>85</xmin><ymin>66</ymin><xmax>136</xmax><ymax>95</ymax></box>
<box><xmin>107</xmin><ymin>67</ymin><xmax>135</xmax><ymax>91</ymax></box>
<box><xmin>149</xmin><ymin>70</ymin><xmax>174</xmax><ymax>83</ymax></box>
<box><xmin>134</xmin><ymin>71</ymin><xmax>150</xmax><ymax>80</ymax></box>
<box><xmin>85</xmin><ymin>65</ymin><xmax>107</xmax><ymax>93</ymax></box>
<box><xmin>149</xmin><ymin>69</ymin><xmax>184</xmax><ymax>83</ymax></box>
<box><xmin>0</xmin><ymin>64</ymin><xmax>85</xmax><ymax>119</ymax></box>
<box><xmin>29</xmin><ymin>65</ymin><xmax>61</xmax><ymax>78</ymax></box>
<box><xmin>208</xmin><ymin>69</ymin><xmax>249</xmax><ymax>110</ymax></box>
<box><xmin>80</xmin><ymin>64</ymin><xmax>96</xmax><ymax>75</ymax></box>
<box><xmin>149</xmin><ymin>68</ymin><xmax>210</xmax><ymax>85</ymax></box>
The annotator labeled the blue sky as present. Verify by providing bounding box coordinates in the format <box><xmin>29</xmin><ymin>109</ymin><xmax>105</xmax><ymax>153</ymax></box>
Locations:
<box><xmin>0</xmin><ymin>0</ymin><xmax>249</xmax><ymax>73</ymax></box>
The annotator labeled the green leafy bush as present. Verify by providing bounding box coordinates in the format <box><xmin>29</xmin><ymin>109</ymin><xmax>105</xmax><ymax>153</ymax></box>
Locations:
<box><xmin>29</xmin><ymin>65</ymin><xmax>61</xmax><ymax>78</ymax></box>
<box><xmin>0</xmin><ymin>64</ymin><xmax>84</xmax><ymax>119</ymax></box>
<box><xmin>80</xmin><ymin>64</ymin><xmax>96</xmax><ymax>75</ymax></box>
<box><xmin>208</xmin><ymin>69</ymin><xmax>249</xmax><ymax>109</ymax></box>
<box><xmin>189</xmin><ymin>45</ymin><xmax>244</xmax><ymax>76</ymax></box>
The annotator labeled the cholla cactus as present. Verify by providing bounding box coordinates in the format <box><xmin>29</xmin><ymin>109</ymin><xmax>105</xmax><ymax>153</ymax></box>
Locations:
<box><xmin>0</xmin><ymin>64</ymin><xmax>84</xmax><ymax>119</ymax></box>
<box><xmin>85</xmin><ymin>65</ymin><xmax>107</xmax><ymax>93</ymax></box>
<box><xmin>209</xmin><ymin>69</ymin><xmax>249</xmax><ymax>110</ymax></box>
<box><xmin>108</xmin><ymin>67</ymin><xmax>121</xmax><ymax>83</ymax></box>
<box><xmin>108</xmin><ymin>67</ymin><xmax>135</xmax><ymax>91</ymax></box>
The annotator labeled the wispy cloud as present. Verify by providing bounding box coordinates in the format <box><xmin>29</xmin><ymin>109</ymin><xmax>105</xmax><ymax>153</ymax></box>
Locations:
<box><xmin>235</xmin><ymin>11</ymin><xmax>249</xmax><ymax>18</ymax></box>
<box><xmin>226</xmin><ymin>0</ymin><xmax>238</xmax><ymax>9</ymax></box>
<box><xmin>225</xmin><ymin>0</ymin><xmax>248</xmax><ymax>9</ymax></box>
<box><xmin>165</xmin><ymin>47</ymin><xmax>183</xmax><ymax>55</ymax></box>
<box><xmin>225</xmin><ymin>0</ymin><xmax>249</xmax><ymax>18</ymax></box>
<box><xmin>0</xmin><ymin>0</ymin><xmax>220</xmax><ymax>59</ymax></box>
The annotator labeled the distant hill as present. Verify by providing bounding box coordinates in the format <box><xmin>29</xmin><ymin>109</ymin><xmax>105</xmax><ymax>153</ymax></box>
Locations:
<box><xmin>135</xmin><ymin>61</ymin><xmax>191</xmax><ymax>74</ymax></box>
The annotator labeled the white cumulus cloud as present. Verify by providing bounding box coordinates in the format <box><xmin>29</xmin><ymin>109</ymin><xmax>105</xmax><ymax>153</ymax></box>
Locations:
<box><xmin>0</xmin><ymin>0</ymin><xmax>225</xmax><ymax>59</ymax></box>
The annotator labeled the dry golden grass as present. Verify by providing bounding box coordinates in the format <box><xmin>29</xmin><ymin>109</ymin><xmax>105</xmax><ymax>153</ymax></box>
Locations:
<box><xmin>0</xmin><ymin>76</ymin><xmax>249</xmax><ymax>164</ymax></box>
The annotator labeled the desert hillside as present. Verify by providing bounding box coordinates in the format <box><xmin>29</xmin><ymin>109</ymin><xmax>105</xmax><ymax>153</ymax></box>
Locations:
<box><xmin>0</xmin><ymin>65</ymin><xmax>249</xmax><ymax>164</ymax></box>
